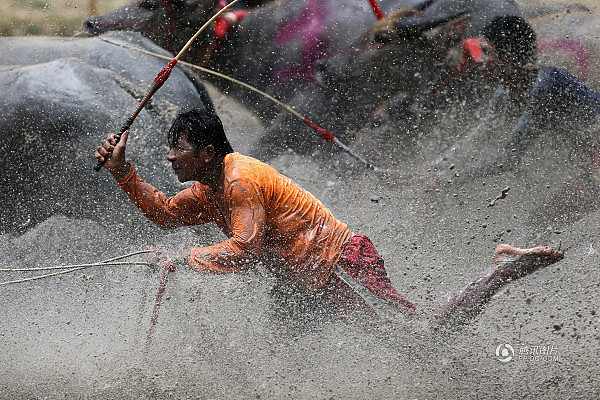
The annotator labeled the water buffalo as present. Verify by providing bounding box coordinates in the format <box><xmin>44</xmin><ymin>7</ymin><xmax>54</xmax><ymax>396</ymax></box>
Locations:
<box><xmin>334</xmin><ymin>10</ymin><xmax>600</xmax><ymax>202</ymax></box>
<box><xmin>312</xmin><ymin>9</ymin><xmax>472</xmax><ymax>117</ymax></box>
<box><xmin>0</xmin><ymin>31</ymin><xmax>214</xmax><ymax>233</ymax></box>
<box><xmin>85</xmin><ymin>0</ymin><xmax>522</xmax><ymax>157</ymax></box>
<box><xmin>313</xmin><ymin>2</ymin><xmax>596</xmax><ymax>120</ymax></box>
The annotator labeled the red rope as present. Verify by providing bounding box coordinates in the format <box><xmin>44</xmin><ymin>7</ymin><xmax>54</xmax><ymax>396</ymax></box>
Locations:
<box><xmin>428</xmin><ymin>38</ymin><xmax>481</xmax><ymax>101</ymax></box>
<box><xmin>303</xmin><ymin>117</ymin><xmax>335</xmax><ymax>142</ymax></box>
<box><xmin>160</xmin><ymin>0</ymin><xmax>178</xmax><ymax>53</ymax></box>
<box><xmin>145</xmin><ymin>259</ymin><xmax>175</xmax><ymax>348</ymax></box>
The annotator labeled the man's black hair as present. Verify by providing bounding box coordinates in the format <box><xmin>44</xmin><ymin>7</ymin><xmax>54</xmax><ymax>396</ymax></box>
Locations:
<box><xmin>482</xmin><ymin>15</ymin><xmax>537</xmax><ymax>67</ymax></box>
<box><xmin>168</xmin><ymin>108</ymin><xmax>234</xmax><ymax>157</ymax></box>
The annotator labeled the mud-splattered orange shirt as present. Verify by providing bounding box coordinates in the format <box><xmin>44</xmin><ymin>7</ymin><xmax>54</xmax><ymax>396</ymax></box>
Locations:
<box><xmin>117</xmin><ymin>153</ymin><xmax>352</xmax><ymax>290</ymax></box>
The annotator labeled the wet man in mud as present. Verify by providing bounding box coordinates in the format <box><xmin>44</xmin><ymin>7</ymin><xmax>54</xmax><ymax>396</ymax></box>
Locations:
<box><xmin>472</xmin><ymin>15</ymin><xmax>600</xmax><ymax>163</ymax></box>
<box><xmin>95</xmin><ymin>108</ymin><xmax>563</xmax><ymax>327</ymax></box>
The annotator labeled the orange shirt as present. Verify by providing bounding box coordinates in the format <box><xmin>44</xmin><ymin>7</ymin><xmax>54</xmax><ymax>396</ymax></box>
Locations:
<box><xmin>117</xmin><ymin>153</ymin><xmax>353</xmax><ymax>290</ymax></box>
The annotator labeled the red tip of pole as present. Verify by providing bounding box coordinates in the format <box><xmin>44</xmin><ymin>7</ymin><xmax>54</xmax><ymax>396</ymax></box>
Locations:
<box><xmin>303</xmin><ymin>118</ymin><xmax>335</xmax><ymax>142</ymax></box>
<box><xmin>368</xmin><ymin>0</ymin><xmax>385</xmax><ymax>20</ymax></box>
<box><xmin>153</xmin><ymin>59</ymin><xmax>178</xmax><ymax>85</ymax></box>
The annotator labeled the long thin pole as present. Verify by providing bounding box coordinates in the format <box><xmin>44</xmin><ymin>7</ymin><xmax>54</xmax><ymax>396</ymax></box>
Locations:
<box><xmin>99</xmin><ymin>38</ymin><xmax>383</xmax><ymax>173</ymax></box>
<box><xmin>94</xmin><ymin>0</ymin><xmax>243</xmax><ymax>171</ymax></box>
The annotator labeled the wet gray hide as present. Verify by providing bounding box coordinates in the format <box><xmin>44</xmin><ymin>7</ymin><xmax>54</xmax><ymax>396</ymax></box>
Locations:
<box><xmin>0</xmin><ymin>31</ymin><xmax>214</xmax><ymax>233</ymax></box>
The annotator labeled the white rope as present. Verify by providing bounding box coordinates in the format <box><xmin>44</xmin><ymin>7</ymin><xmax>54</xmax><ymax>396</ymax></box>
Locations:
<box><xmin>0</xmin><ymin>249</ymin><xmax>151</xmax><ymax>272</ymax></box>
<box><xmin>0</xmin><ymin>261</ymin><xmax>150</xmax><ymax>272</ymax></box>
<box><xmin>0</xmin><ymin>249</ymin><xmax>152</xmax><ymax>286</ymax></box>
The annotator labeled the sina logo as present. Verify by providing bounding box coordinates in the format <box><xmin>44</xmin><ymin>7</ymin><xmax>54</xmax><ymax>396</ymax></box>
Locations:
<box><xmin>495</xmin><ymin>343</ymin><xmax>514</xmax><ymax>362</ymax></box>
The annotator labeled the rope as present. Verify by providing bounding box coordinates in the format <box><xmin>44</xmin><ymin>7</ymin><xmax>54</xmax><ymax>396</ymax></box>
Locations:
<box><xmin>98</xmin><ymin>37</ymin><xmax>384</xmax><ymax>173</ymax></box>
<box><xmin>0</xmin><ymin>250</ymin><xmax>152</xmax><ymax>286</ymax></box>
<box><xmin>0</xmin><ymin>261</ymin><xmax>150</xmax><ymax>273</ymax></box>
<box><xmin>144</xmin><ymin>261</ymin><xmax>173</xmax><ymax>348</ymax></box>
<box><xmin>94</xmin><ymin>0</ymin><xmax>244</xmax><ymax>171</ymax></box>
<box><xmin>174</xmin><ymin>0</ymin><xmax>243</xmax><ymax>62</ymax></box>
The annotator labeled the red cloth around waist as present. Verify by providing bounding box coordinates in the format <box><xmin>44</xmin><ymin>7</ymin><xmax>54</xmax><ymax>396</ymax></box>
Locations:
<box><xmin>337</xmin><ymin>234</ymin><xmax>416</xmax><ymax>315</ymax></box>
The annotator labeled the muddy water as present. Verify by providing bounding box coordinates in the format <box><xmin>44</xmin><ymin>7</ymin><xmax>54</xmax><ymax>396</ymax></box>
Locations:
<box><xmin>2</xmin><ymin>46</ymin><xmax>600</xmax><ymax>400</ymax></box>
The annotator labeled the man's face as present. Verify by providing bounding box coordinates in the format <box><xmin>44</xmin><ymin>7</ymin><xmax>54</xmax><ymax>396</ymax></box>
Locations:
<box><xmin>477</xmin><ymin>38</ymin><xmax>521</xmax><ymax>88</ymax></box>
<box><xmin>167</xmin><ymin>132</ymin><xmax>209</xmax><ymax>183</ymax></box>
<box><xmin>477</xmin><ymin>38</ymin><xmax>502</xmax><ymax>83</ymax></box>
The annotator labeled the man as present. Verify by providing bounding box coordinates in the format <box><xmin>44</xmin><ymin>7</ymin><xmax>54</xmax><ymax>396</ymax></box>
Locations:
<box><xmin>95</xmin><ymin>108</ymin><xmax>563</xmax><ymax>325</ymax></box>
<box><xmin>474</xmin><ymin>15</ymin><xmax>600</xmax><ymax>162</ymax></box>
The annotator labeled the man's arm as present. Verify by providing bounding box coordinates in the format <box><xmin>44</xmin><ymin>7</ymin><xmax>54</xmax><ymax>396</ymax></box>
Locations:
<box><xmin>189</xmin><ymin>180</ymin><xmax>267</xmax><ymax>273</ymax></box>
<box><xmin>117</xmin><ymin>168</ymin><xmax>214</xmax><ymax>228</ymax></box>
<box><xmin>95</xmin><ymin>130</ymin><xmax>214</xmax><ymax>227</ymax></box>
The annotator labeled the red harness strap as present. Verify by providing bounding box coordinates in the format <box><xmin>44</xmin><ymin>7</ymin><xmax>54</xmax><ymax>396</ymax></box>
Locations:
<box><xmin>215</xmin><ymin>9</ymin><xmax>249</xmax><ymax>37</ymax></box>
<box><xmin>145</xmin><ymin>256</ymin><xmax>176</xmax><ymax>349</ymax></box>
<box><xmin>427</xmin><ymin>37</ymin><xmax>484</xmax><ymax>102</ymax></box>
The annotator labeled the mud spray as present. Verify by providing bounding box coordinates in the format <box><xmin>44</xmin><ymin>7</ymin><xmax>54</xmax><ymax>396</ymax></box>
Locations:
<box><xmin>3</xmin><ymin>0</ymin><xmax>600</xmax><ymax>389</ymax></box>
<box><xmin>1</xmin><ymin>76</ymin><xmax>599</xmax><ymax>398</ymax></box>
